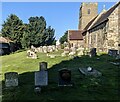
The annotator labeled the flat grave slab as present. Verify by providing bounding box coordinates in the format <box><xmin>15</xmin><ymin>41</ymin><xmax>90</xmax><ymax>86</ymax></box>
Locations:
<box><xmin>35</xmin><ymin>70</ymin><xmax>48</xmax><ymax>86</ymax></box>
<box><xmin>110</xmin><ymin>62</ymin><xmax>120</xmax><ymax>66</ymax></box>
<box><xmin>79</xmin><ymin>68</ymin><xmax>102</xmax><ymax>77</ymax></box>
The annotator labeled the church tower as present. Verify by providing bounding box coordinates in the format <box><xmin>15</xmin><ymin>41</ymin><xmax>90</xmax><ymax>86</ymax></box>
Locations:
<box><xmin>78</xmin><ymin>2</ymin><xmax>98</xmax><ymax>30</ymax></box>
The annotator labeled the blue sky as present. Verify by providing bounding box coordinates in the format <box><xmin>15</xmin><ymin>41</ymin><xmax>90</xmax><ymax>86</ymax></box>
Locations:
<box><xmin>1</xmin><ymin>2</ymin><xmax>116</xmax><ymax>40</ymax></box>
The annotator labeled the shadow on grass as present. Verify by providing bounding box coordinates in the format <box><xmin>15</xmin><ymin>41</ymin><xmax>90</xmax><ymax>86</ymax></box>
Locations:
<box><xmin>2</xmin><ymin>54</ymin><xmax>120</xmax><ymax>102</ymax></box>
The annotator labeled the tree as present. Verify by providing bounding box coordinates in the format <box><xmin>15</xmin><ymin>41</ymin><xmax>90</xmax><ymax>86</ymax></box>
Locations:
<box><xmin>21</xmin><ymin>16</ymin><xmax>56</xmax><ymax>48</ymax></box>
<box><xmin>44</xmin><ymin>26</ymin><xmax>55</xmax><ymax>45</ymax></box>
<box><xmin>21</xmin><ymin>16</ymin><xmax>46</xmax><ymax>48</ymax></box>
<box><xmin>60</xmin><ymin>31</ymin><xmax>68</xmax><ymax>44</ymax></box>
<box><xmin>2</xmin><ymin>14</ymin><xmax>24</xmax><ymax>49</ymax></box>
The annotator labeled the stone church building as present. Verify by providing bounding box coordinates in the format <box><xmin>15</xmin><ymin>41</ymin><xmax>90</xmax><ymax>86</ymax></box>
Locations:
<box><xmin>68</xmin><ymin>30</ymin><xmax>83</xmax><ymax>47</ymax></box>
<box><xmin>68</xmin><ymin>1</ymin><xmax>120</xmax><ymax>53</ymax></box>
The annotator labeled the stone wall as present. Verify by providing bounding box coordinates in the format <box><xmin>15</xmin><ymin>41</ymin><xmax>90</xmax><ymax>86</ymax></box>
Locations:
<box><xmin>69</xmin><ymin>40</ymin><xmax>84</xmax><ymax>47</ymax></box>
<box><xmin>84</xmin><ymin>3</ymin><xmax>120</xmax><ymax>53</ymax></box>
<box><xmin>78</xmin><ymin>3</ymin><xmax>98</xmax><ymax>30</ymax></box>
<box><xmin>107</xmin><ymin>5</ymin><xmax>119</xmax><ymax>51</ymax></box>
<box><xmin>118</xmin><ymin>4</ymin><xmax>120</xmax><ymax>52</ymax></box>
<box><xmin>85</xmin><ymin>22</ymin><xmax>108</xmax><ymax>52</ymax></box>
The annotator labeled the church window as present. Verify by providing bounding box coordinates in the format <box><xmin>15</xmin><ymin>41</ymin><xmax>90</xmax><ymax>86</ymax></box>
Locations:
<box><xmin>88</xmin><ymin>9</ymin><xmax>90</xmax><ymax>14</ymax></box>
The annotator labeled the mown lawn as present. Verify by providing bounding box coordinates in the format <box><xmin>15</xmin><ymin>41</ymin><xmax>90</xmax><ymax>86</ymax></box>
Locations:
<box><xmin>1</xmin><ymin>50</ymin><xmax>120</xmax><ymax>102</ymax></box>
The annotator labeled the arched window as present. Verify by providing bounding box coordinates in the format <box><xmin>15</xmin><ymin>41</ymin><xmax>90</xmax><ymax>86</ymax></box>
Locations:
<box><xmin>88</xmin><ymin>9</ymin><xmax>90</xmax><ymax>14</ymax></box>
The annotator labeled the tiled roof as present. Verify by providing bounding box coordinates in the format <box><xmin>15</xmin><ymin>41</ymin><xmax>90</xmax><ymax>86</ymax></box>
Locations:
<box><xmin>82</xmin><ymin>15</ymin><xmax>98</xmax><ymax>35</ymax></box>
<box><xmin>90</xmin><ymin>1</ymin><xmax>120</xmax><ymax>30</ymax></box>
<box><xmin>68</xmin><ymin>30</ymin><xmax>83</xmax><ymax>40</ymax></box>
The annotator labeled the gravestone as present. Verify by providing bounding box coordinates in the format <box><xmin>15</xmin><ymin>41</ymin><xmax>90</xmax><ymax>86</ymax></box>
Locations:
<box><xmin>5</xmin><ymin>72</ymin><xmax>18</xmax><ymax>87</ymax></box>
<box><xmin>64</xmin><ymin>47</ymin><xmax>70</xmax><ymax>54</ymax></box>
<box><xmin>61</xmin><ymin>52</ymin><xmax>66</xmax><ymax>57</ymax></box>
<box><xmin>35</xmin><ymin>62</ymin><xmax>48</xmax><ymax>93</ymax></box>
<box><xmin>42</xmin><ymin>46</ymin><xmax>48</xmax><ymax>53</ymax></box>
<box><xmin>58</xmin><ymin>68</ymin><xmax>73</xmax><ymax>86</ymax></box>
<box><xmin>50</xmin><ymin>55</ymin><xmax>55</xmax><ymax>58</ymax></box>
<box><xmin>35</xmin><ymin>70</ymin><xmax>48</xmax><ymax>87</ymax></box>
<box><xmin>110</xmin><ymin>62</ymin><xmax>120</xmax><ymax>66</ymax></box>
<box><xmin>118</xmin><ymin>44</ymin><xmax>120</xmax><ymax>58</ymax></box>
<box><xmin>89</xmin><ymin>48</ymin><xmax>96</xmax><ymax>57</ymax></box>
<box><xmin>79</xmin><ymin>67</ymin><xmax>102</xmax><ymax>77</ymax></box>
<box><xmin>77</xmin><ymin>50</ymin><xmax>84</xmax><ymax>56</ymax></box>
<box><xmin>27</xmin><ymin>50</ymin><xmax>37</xmax><ymax>59</ymax></box>
<box><xmin>108</xmin><ymin>49</ymin><xmax>118</xmax><ymax>57</ymax></box>
<box><xmin>39</xmin><ymin>62</ymin><xmax>47</xmax><ymax>71</ymax></box>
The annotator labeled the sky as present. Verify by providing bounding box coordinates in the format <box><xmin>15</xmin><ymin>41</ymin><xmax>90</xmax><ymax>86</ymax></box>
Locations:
<box><xmin>1</xmin><ymin>2</ymin><xmax>117</xmax><ymax>40</ymax></box>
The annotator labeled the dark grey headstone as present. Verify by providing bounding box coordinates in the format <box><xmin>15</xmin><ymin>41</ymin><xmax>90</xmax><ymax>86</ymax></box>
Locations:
<box><xmin>58</xmin><ymin>68</ymin><xmax>73</xmax><ymax>86</ymax></box>
<box><xmin>89</xmin><ymin>48</ymin><xmax>96</xmax><ymax>57</ymax></box>
<box><xmin>5</xmin><ymin>72</ymin><xmax>18</xmax><ymax>87</ymax></box>
<box><xmin>108</xmin><ymin>49</ymin><xmax>118</xmax><ymax>57</ymax></box>
<box><xmin>35</xmin><ymin>70</ymin><xmax>48</xmax><ymax>86</ymax></box>
<box><xmin>39</xmin><ymin>62</ymin><xmax>47</xmax><ymax>71</ymax></box>
<box><xmin>79</xmin><ymin>68</ymin><xmax>102</xmax><ymax>77</ymax></box>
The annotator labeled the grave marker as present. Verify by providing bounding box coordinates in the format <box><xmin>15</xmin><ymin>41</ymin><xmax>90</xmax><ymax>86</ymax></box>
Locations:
<box><xmin>89</xmin><ymin>48</ymin><xmax>96</xmax><ymax>57</ymax></box>
<box><xmin>79</xmin><ymin>67</ymin><xmax>102</xmax><ymax>77</ymax></box>
<box><xmin>39</xmin><ymin>62</ymin><xmax>47</xmax><ymax>71</ymax></box>
<box><xmin>108</xmin><ymin>49</ymin><xmax>118</xmax><ymax>57</ymax></box>
<box><xmin>35</xmin><ymin>71</ymin><xmax>48</xmax><ymax>87</ymax></box>
<box><xmin>5</xmin><ymin>72</ymin><xmax>18</xmax><ymax>87</ymax></box>
<box><xmin>58</xmin><ymin>68</ymin><xmax>73</xmax><ymax>86</ymax></box>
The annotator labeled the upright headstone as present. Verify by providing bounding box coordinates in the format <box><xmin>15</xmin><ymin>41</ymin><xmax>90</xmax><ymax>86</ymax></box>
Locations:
<box><xmin>108</xmin><ymin>49</ymin><xmax>118</xmax><ymax>57</ymax></box>
<box><xmin>56</xmin><ymin>40</ymin><xmax>61</xmax><ymax>49</ymax></box>
<box><xmin>117</xmin><ymin>44</ymin><xmax>120</xmax><ymax>59</ymax></box>
<box><xmin>35</xmin><ymin>62</ymin><xmax>48</xmax><ymax>93</ymax></box>
<box><xmin>58</xmin><ymin>68</ymin><xmax>72</xmax><ymax>86</ymax></box>
<box><xmin>89</xmin><ymin>48</ymin><xmax>96</xmax><ymax>57</ymax></box>
<box><xmin>35</xmin><ymin>71</ymin><xmax>48</xmax><ymax>87</ymax></box>
<box><xmin>5</xmin><ymin>72</ymin><xmax>18</xmax><ymax>87</ymax></box>
<box><xmin>39</xmin><ymin>62</ymin><xmax>47</xmax><ymax>71</ymax></box>
<box><xmin>64</xmin><ymin>47</ymin><xmax>70</xmax><ymax>54</ymax></box>
<box><xmin>42</xmin><ymin>46</ymin><xmax>48</xmax><ymax>53</ymax></box>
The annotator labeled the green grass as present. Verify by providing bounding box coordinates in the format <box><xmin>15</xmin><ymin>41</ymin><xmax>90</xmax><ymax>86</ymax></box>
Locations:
<box><xmin>1</xmin><ymin>50</ymin><xmax>120</xmax><ymax>101</ymax></box>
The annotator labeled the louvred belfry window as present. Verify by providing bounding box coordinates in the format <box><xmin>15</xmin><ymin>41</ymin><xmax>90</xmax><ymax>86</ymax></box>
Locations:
<box><xmin>88</xmin><ymin>9</ymin><xmax>90</xmax><ymax>14</ymax></box>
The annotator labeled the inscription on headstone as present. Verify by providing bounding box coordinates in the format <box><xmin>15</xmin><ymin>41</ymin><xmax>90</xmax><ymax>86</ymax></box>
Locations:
<box><xmin>35</xmin><ymin>71</ymin><xmax>48</xmax><ymax>86</ymax></box>
<box><xmin>5</xmin><ymin>72</ymin><xmax>18</xmax><ymax>87</ymax></box>
<box><xmin>58</xmin><ymin>68</ymin><xmax>73</xmax><ymax>86</ymax></box>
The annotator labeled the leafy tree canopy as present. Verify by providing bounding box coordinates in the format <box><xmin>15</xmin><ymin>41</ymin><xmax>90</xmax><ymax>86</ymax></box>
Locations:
<box><xmin>59</xmin><ymin>31</ymin><xmax>68</xmax><ymax>44</ymax></box>
<box><xmin>2</xmin><ymin>14</ymin><xmax>56</xmax><ymax>49</ymax></box>
<box><xmin>2</xmin><ymin>14</ymin><xmax>24</xmax><ymax>49</ymax></box>
<box><xmin>21</xmin><ymin>16</ymin><xmax>55</xmax><ymax>48</ymax></box>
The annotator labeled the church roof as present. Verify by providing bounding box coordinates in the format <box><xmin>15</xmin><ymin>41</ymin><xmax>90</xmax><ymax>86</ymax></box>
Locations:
<box><xmin>90</xmin><ymin>1</ymin><xmax>120</xmax><ymax>29</ymax></box>
<box><xmin>82</xmin><ymin>1</ymin><xmax>120</xmax><ymax>34</ymax></box>
<box><xmin>68</xmin><ymin>30</ymin><xmax>83</xmax><ymax>40</ymax></box>
<box><xmin>82</xmin><ymin>15</ymin><xmax>98</xmax><ymax>35</ymax></box>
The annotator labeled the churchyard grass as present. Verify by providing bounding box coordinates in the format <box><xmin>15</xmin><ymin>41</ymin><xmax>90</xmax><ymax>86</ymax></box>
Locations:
<box><xmin>1</xmin><ymin>50</ymin><xmax>120</xmax><ymax>101</ymax></box>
